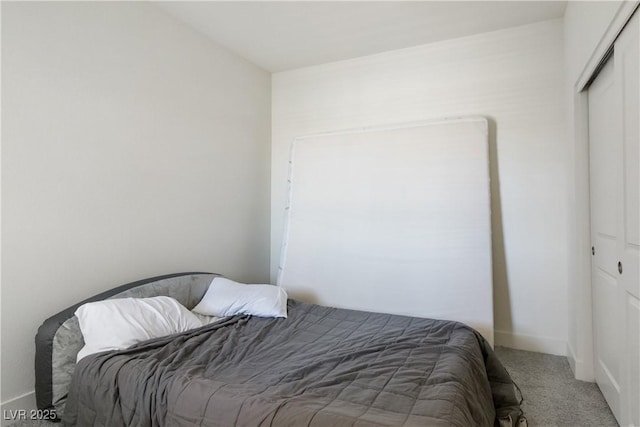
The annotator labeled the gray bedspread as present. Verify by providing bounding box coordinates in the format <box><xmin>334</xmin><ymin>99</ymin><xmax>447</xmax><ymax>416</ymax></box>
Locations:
<box><xmin>63</xmin><ymin>300</ymin><xmax>524</xmax><ymax>427</ymax></box>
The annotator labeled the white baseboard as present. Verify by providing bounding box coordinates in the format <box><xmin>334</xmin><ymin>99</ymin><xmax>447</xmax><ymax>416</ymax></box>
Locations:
<box><xmin>1</xmin><ymin>391</ymin><xmax>36</xmax><ymax>427</ymax></box>
<box><xmin>494</xmin><ymin>329</ymin><xmax>566</xmax><ymax>356</ymax></box>
<box><xmin>566</xmin><ymin>342</ymin><xmax>595</xmax><ymax>382</ymax></box>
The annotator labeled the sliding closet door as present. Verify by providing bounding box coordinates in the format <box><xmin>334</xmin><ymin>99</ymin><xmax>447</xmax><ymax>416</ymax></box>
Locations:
<box><xmin>615</xmin><ymin>10</ymin><xmax>639</xmax><ymax>427</ymax></box>
<box><xmin>588</xmin><ymin>10</ymin><xmax>639</xmax><ymax>427</ymax></box>
<box><xmin>589</xmin><ymin>55</ymin><xmax>622</xmax><ymax>424</ymax></box>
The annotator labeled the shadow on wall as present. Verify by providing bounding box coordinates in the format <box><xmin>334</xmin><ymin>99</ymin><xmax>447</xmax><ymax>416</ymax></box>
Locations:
<box><xmin>487</xmin><ymin>117</ymin><xmax>512</xmax><ymax>336</ymax></box>
<box><xmin>287</xmin><ymin>289</ymin><xmax>320</xmax><ymax>305</ymax></box>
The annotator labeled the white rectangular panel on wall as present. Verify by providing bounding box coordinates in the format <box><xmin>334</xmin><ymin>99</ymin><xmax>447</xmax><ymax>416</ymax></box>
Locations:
<box><xmin>278</xmin><ymin>117</ymin><xmax>494</xmax><ymax>344</ymax></box>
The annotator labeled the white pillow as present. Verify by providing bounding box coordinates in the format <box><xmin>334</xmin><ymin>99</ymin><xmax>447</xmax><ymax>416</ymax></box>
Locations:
<box><xmin>75</xmin><ymin>296</ymin><xmax>203</xmax><ymax>361</ymax></box>
<box><xmin>192</xmin><ymin>277</ymin><xmax>288</xmax><ymax>318</ymax></box>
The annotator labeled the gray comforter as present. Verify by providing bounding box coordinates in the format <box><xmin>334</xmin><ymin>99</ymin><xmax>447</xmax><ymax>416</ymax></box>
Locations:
<box><xmin>63</xmin><ymin>300</ymin><xmax>524</xmax><ymax>427</ymax></box>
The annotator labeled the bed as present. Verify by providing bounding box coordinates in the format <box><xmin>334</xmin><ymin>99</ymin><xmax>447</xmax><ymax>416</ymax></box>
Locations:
<box><xmin>35</xmin><ymin>272</ymin><xmax>525</xmax><ymax>426</ymax></box>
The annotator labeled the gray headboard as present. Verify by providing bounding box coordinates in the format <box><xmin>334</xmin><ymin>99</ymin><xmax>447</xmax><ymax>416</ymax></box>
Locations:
<box><xmin>34</xmin><ymin>272</ymin><xmax>219</xmax><ymax>418</ymax></box>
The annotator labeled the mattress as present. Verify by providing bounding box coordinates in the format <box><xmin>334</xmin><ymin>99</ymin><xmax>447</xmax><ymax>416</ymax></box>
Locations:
<box><xmin>278</xmin><ymin>118</ymin><xmax>494</xmax><ymax>345</ymax></box>
<box><xmin>62</xmin><ymin>300</ymin><xmax>523</xmax><ymax>427</ymax></box>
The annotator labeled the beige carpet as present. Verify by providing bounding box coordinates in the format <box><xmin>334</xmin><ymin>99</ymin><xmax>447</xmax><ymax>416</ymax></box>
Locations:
<box><xmin>495</xmin><ymin>346</ymin><xmax>617</xmax><ymax>426</ymax></box>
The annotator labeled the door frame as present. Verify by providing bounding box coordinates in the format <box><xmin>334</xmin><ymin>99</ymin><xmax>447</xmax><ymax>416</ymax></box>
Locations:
<box><xmin>569</xmin><ymin>1</ymin><xmax>639</xmax><ymax>382</ymax></box>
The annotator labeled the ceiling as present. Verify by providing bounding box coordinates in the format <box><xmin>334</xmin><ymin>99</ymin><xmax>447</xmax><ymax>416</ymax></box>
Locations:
<box><xmin>157</xmin><ymin>1</ymin><xmax>567</xmax><ymax>73</ymax></box>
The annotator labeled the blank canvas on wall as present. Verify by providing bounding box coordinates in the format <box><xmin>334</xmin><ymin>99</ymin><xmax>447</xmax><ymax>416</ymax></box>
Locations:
<box><xmin>277</xmin><ymin>117</ymin><xmax>494</xmax><ymax>343</ymax></box>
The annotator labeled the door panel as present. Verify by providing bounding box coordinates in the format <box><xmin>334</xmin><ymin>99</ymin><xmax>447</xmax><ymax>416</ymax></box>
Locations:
<box><xmin>589</xmin><ymin>55</ymin><xmax>622</xmax><ymax>424</ymax></box>
<box><xmin>590</xmin><ymin>10</ymin><xmax>640</xmax><ymax>427</ymax></box>
<box><xmin>621</xmin><ymin>22</ymin><xmax>640</xmax><ymax>254</ymax></box>
<box><xmin>627</xmin><ymin>295</ymin><xmax>639</xmax><ymax>427</ymax></box>
<box><xmin>589</xmin><ymin>59</ymin><xmax>618</xmax><ymax>241</ymax></box>
<box><xmin>593</xmin><ymin>269</ymin><xmax>621</xmax><ymax>417</ymax></box>
<box><xmin>615</xmin><ymin>10</ymin><xmax>640</xmax><ymax>426</ymax></box>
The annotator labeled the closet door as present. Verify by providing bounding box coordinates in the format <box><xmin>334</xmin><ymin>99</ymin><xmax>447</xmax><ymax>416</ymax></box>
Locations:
<box><xmin>615</xmin><ymin>10</ymin><xmax>639</xmax><ymax>427</ymax></box>
<box><xmin>589</xmin><ymin>54</ymin><xmax>622</xmax><ymax>424</ymax></box>
<box><xmin>588</xmin><ymin>10</ymin><xmax>639</xmax><ymax>427</ymax></box>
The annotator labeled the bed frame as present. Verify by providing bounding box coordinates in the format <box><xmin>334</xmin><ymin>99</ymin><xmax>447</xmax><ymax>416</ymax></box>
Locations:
<box><xmin>34</xmin><ymin>272</ymin><xmax>218</xmax><ymax>417</ymax></box>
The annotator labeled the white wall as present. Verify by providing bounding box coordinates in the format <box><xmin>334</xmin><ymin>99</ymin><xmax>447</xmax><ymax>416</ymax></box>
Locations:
<box><xmin>563</xmin><ymin>0</ymin><xmax>633</xmax><ymax>380</ymax></box>
<box><xmin>272</xmin><ymin>19</ymin><xmax>567</xmax><ymax>355</ymax></box>
<box><xmin>1</xmin><ymin>1</ymin><xmax>271</xmax><ymax>409</ymax></box>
